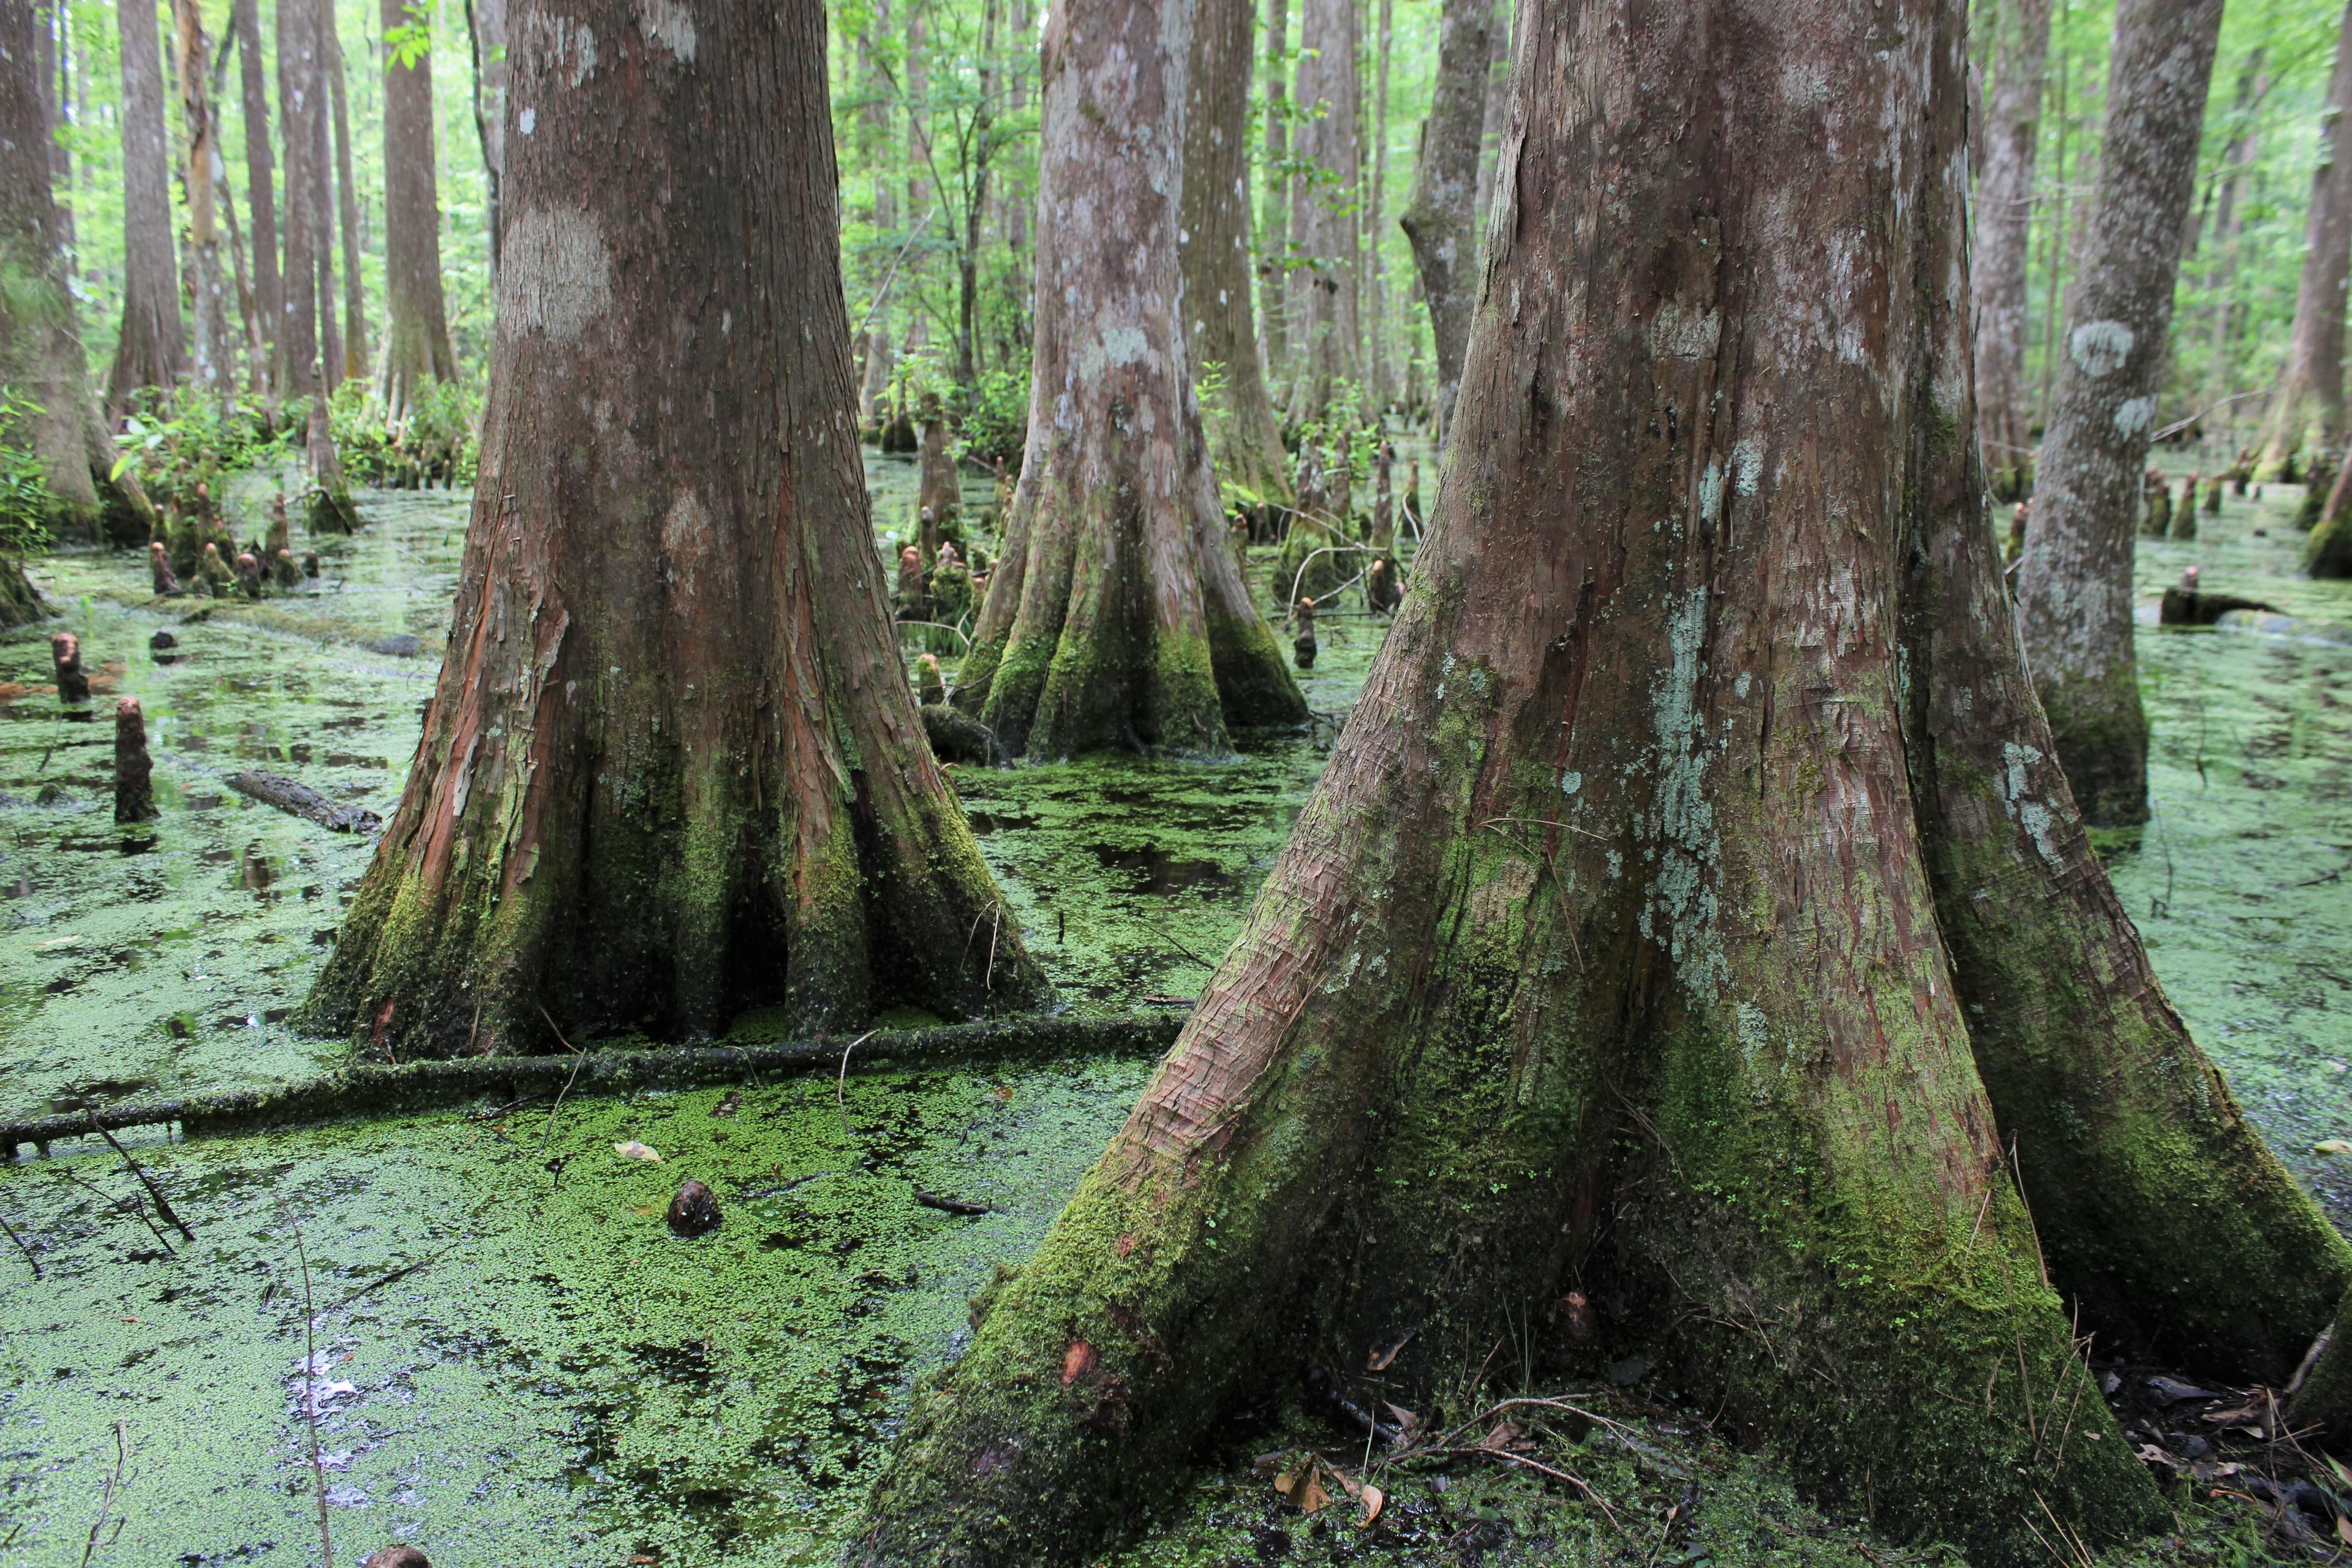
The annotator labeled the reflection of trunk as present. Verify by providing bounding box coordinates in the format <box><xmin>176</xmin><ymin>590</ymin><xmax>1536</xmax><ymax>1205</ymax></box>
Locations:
<box><xmin>233</xmin><ymin>0</ymin><xmax>279</xmax><ymax>390</ymax></box>
<box><xmin>466</xmin><ymin>0</ymin><xmax>507</xmax><ymax>276</ymax></box>
<box><xmin>309</xmin><ymin>0</ymin><xmax>1041</xmax><ymax>1056</ymax></box>
<box><xmin>0</xmin><ymin>0</ymin><xmax>152</xmax><ymax>548</ymax></box>
<box><xmin>857</xmin><ymin>1</ymin><xmax>2348</xmax><ymax>1563</ymax></box>
<box><xmin>954</xmin><ymin>0</ymin><xmax>1305</xmax><ymax>760</ymax></box>
<box><xmin>108</xmin><ymin>0</ymin><xmax>188</xmax><ymax>411</ymax></box>
<box><xmin>1398</xmin><ymin>0</ymin><xmax>1485</xmax><ymax>442</ymax></box>
<box><xmin>2255</xmin><ymin>1</ymin><xmax>2352</xmax><ymax>476</ymax></box>
<box><xmin>2018</xmin><ymin>0</ymin><xmax>2224</xmax><ymax>829</ymax></box>
<box><xmin>1181</xmin><ymin>0</ymin><xmax>1290</xmax><ymax>506</ymax></box>
<box><xmin>323</xmin><ymin>0</ymin><xmax>368</xmax><ymax>385</ymax></box>
<box><xmin>380</xmin><ymin>0</ymin><xmax>458</xmax><ymax>420</ymax></box>
<box><xmin>1283</xmin><ymin>0</ymin><xmax>1359</xmax><ymax>419</ymax></box>
<box><xmin>1257</xmin><ymin>0</ymin><xmax>1289</xmax><ymax>378</ymax></box>
<box><xmin>1972</xmin><ymin>0</ymin><xmax>2050</xmax><ymax>501</ymax></box>
<box><xmin>173</xmin><ymin>0</ymin><xmax>236</xmax><ymax>394</ymax></box>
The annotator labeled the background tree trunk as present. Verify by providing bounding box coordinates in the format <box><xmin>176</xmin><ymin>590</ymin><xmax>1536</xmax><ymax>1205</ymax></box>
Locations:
<box><xmin>1397</xmin><ymin>0</ymin><xmax>1485</xmax><ymax>444</ymax></box>
<box><xmin>2016</xmin><ymin>0</ymin><xmax>2224</xmax><ymax>829</ymax></box>
<box><xmin>466</xmin><ymin>0</ymin><xmax>507</xmax><ymax>277</ymax></box>
<box><xmin>380</xmin><ymin>0</ymin><xmax>458</xmax><ymax>419</ymax></box>
<box><xmin>233</xmin><ymin>0</ymin><xmax>280</xmax><ymax>391</ymax></box>
<box><xmin>173</xmin><ymin>0</ymin><xmax>235</xmax><ymax>394</ymax></box>
<box><xmin>108</xmin><ymin>0</ymin><xmax>189</xmax><ymax>412</ymax></box>
<box><xmin>1972</xmin><ymin>0</ymin><xmax>2051</xmax><ymax>500</ymax></box>
<box><xmin>1365</xmin><ymin>0</ymin><xmax>1389</xmax><ymax>405</ymax></box>
<box><xmin>322</xmin><ymin>0</ymin><xmax>368</xmax><ymax>385</ymax></box>
<box><xmin>855</xmin><ymin>1</ymin><xmax>2345</xmax><ymax>1564</ymax></box>
<box><xmin>1</xmin><ymin>0</ymin><xmax>151</xmax><ymax>549</ymax></box>
<box><xmin>310</xmin><ymin>7</ymin><xmax>344</xmax><ymax>391</ymax></box>
<box><xmin>953</xmin><ymin>0</ymin><xmax>1305</xmax><ymax>759</ymax></box>
<box><xmin>1257</xmin><ymin>0</ymin><xmax>1288</xmax><ymax>380</ymax></box>
<box><xmin>1469</xmin><ymin>0</ymin><xmax>1506</xmax><ymax>233</ymax></box>
<box><xmin>2201</xmin><ymin>50</ymin><xmax>2263</xmax><ymax>423</ymax></box>
<box><xmin>308</xmin><ymin>0</ymin><xmax>1042</xmax><ymax>1057</ymax></box>
<box><xmin>2253</xmin><ymin>0</ymin><xmax>2352</xmax><ymax>477</ymax></box>
<box><xmin>279</xmin><ymin>0</ymin><xmax>321</xmax><ymax>397</ymax></box>
<box><xmin>1180</xmin><ymin>0</ymin><xmax>1290</xmax><ymax>508</ymax></box>
<box><xmin>1283</xmin><ymin>0</ymin><xmax>1357</xmax><ymax>420</ymax></box>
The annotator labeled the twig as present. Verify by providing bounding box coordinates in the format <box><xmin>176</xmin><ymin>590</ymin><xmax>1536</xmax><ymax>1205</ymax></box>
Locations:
<box><xmin>537</xmin><ymin>1007</ymin><xmax>589</xmax><ymax>1159</ymax></box>
<box><xmin>1420</xmin><ymin>1445</ymin><xmax>1621</xmax><ymax>1529</ymax></box>
<box><xmin>855</xmin><ymin>205</ymin><xmax>940</xmax><ymax>334</ymax></box>
<box><xmin>292</xmin><ymin>1221</ymin><xmax>335</xmax><ymax>1568</ymax></box>
<box><xmin>0</xmin><ymin>1209</ymin><xmax>40</xmax><ymax>1280</ymax></box>
<box><xmin>55</xmin><ymin>1169</ymin><xmax>173</xmax><ymax>1254</ymax></box>
<box><xmin>77</xmin><ymin>1420</ymin><xmax>126</xmax><ymax>1568</ymax></box>
<box><xmin>915</xmin><ymin>1190</ymin><xmax>992</xmax><ymax>1215</ymax></box>
<box><xmin>836</xmin><ymin>1030</ymin><xmax>878</xmax><ymax>1134</ymax></box>
<box><xmin>326</xmin><ymin>1244</ymin><xmax>456</xmax><ymax>1311</ymax></box>
<box><xmin>90</xmin><ymin>1114</ymin><xmax>193</xmax><ymax>1241</ymax></box>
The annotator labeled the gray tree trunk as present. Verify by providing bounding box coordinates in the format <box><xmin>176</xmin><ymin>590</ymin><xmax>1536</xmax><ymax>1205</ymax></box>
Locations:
<box><xmin>172</xmin><ymin>0</ymin><xmax>235</xmax><ymax>394</ymax></box>
<box><xmin>2253</xmin><ymin>1</ymin><xmax>2352</xmax><ymax>475</ymax></box>
<box><xmin>1258</xmin><ymin>0</ymin><xmax>1289</xmax><ymax>378</ymax></box>
<box><xmin>1971</xmin><ymin>0</ymin><xmax>2051</xmax><ymax>500</ymax></box>
<box><xmin>322</xmin><ymin>0</ymin><xmax>368</xmax><ymax>385</ymax></box>
<box><xmin>1469</xmin><ymin>0</ymin><xmax>1506</xmax><ymax>233</ymax></box>
<box><xmin>466</xmin><ymin>0</ymin><xmax>507</xmax><ymax>277</ymax></box>
<box><xmin>2017</xmin><ymin>0</ymin><xmax>2225</xmax><ymax>827</ymax></box>
<box><xmin>1398</xmin><ymin>0</ymin><xmax>1487</xmax><ymax>442</ymax></box>
<box><xmin>1283</xmin><ymin>0</ymin><xmax>1359</xmax><ymax>420</ymax></box>
<box><xmin>2201</xmin><ymin>52</ymin><xmax>2263</xmax><ymax>425</ymax></box>
<box><xmin>108</xmin><ymin>0</ymin><xmax>189</xmax><ymax>411</ymax></box>
<box><xmin>233</xmin><ymin>0</ymin><xmax>279</xmax><ymax>392</ymax></box>
<box><xmin>380</xmin><ymin>0</ymin><xmax>458</xmax><ymax>419</ymax></box>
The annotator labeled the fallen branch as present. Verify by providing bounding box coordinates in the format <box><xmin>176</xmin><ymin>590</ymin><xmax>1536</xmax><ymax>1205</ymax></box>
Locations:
<box><xmin>90</xmin><ymin>1113</ymin><xmax>194</xmax><ymax>1240</ymax></box>
<box><xmin>915</xmin><ymin>1190</ymin><xmax>993</xmax><ymax>1215</ymax></box>
<box><xmin>225</xmin><ymin>770</ymin><xmax>383</xmax><ymax>834</ymax></box>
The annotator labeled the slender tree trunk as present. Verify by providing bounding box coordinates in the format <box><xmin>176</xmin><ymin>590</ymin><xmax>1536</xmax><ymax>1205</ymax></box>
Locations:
<box><xmin>954</xmin><ymin>0</ymin><xmax>1306</xmax><ymax>759</ymax></box>
<box><xmin>907</xmin><ymin>6</ymin><xmax>932</xmax><ymax>223</ymax></box>
<box><xmin>2035</xmin><ymin>37</ymin><xmax>2069</xmax><ymax>433</ymax></box>
<box><xmin>0</xmin><ymin>0</ymin><xmax>153</xmax><ymax>551</ymax></box>
<box><xmin>1182</xmin><ymin>0</ymin><xmax>1290</xmax><ymax>506</ymax></box>
<box><xmin>2203</xmin><ymin>53</ymin><xmax>2263</xmax><ymax>428</ymax></box>
<box><xmin>380</xmin><ymin>0</ymin><xmax>458</xmax><ymax>420</ymax></box>
<box><xmin>234</xmin><ymin>0</ymin><xmax>279</xmax><ymax>392</ymax></box>
<box><xmin>36</xmin><ymin>0</ymin><xmax>73</xmax><ymax>260</ymax></box>
<box><xmin>466</xmin><ymin>0</ymin><xmax>507</xmax><ymax>277</ymax></box>
<box><xmin>2017</xmin><ymin>0</ymin><xmax>2225</xmax><ymax>828</ymax></box>
<box><xmin>956</xmin><ymin>0</ymin><xmax>997</xmax><ymax>392</ymax></box>
<box><xmin>1257</xmin><ymin>0</ymin><xmax>1288</xmax><ymax>380</ymax></box>
<box><xmin>281</xmin><ymin>0</ymin><xmax>323</xmax><ymax>393</ymax></box>
<box><xmin>308</xmin><ymin>0</ymin><xmax>1041</xmax><ymax>1057</ymax></box>
<box><xmin>1283</xmin><ymin>0</ymin><xmax>1359</xmax><ymax>420</ymax></box>
<box><xmin>856</xmin><ymin>0</ymin><xmax>895</xmax><ymax>438</ymax></box>
<box><xmin>2254</xmin><ymin>3</ymin><xmax>2352</xmax><ymax>478</ymax></box>
<box><xmin>1366</xmin><ymin>0</ymin><xmax>1389</xmax><ymax>407</ymax></box>
<box><xmin>322</xmin><ymin>0</ymin><xmax>368</xmax><ymax>385</ymax></box>
<box><xmin>108</xmin><ymin>0</ymin><xmax>189</xmax><ymax>412</ymax></box>
<box><xmin>1468</xmin><ymin>0</ymin><xmax>1506</xmax><ymax>234</ymax></box>
<box><xmin>1398</xmin><ymin>0</ymin><xmax>1486</xmax><ymax>443</ymax></box>
<box><xmin>1972</xmin><ymin>0</ymin><xmax>2051</xmax><ymax>501</ymax></box>
<box><xmin>173</xmin><ymin>0</ymin><xmax>235</xmax><ymax>395</ymax></box>
<box><xmin>857</xmin><ymin>2</ymin><xmax>2346</xmax><ymax>1562</ymax></box>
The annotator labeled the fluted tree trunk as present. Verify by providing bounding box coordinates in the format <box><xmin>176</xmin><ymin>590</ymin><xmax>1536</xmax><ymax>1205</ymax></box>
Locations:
<box><xmin>379</xmin><ymin>0</ymin><xmax>458</xmax><ymax>419</ymax></box>
<box><xmin>1397</xmin><ymin>0</ymin><xmax>1486</xmax><ymax>443</ymax></box>
<box><xmin>308</xmin><ymin>0</ymin><xmax>1041</xmax><ymax>1058</ymax></box>
<box><xmin>1283</xmin><ymin>0</ymin><xmax>1357</xmax><ymax>420</ymax></box>
<box><xmin>1972</xmin><ymin>0</ymin><xmax>2051</xmax><ymax>501</ymax></box>
<box><xmin>322</xmin><ymin>0</ymin><xmax>367</xmax><ymax>385</ymax></box>
<box><xmin>2017</xmin><ymin>0</ymin><xmax>2224</xmax><ymax>828</ymax></box>
<box><xmin>108</xmin><ymin>0</ymin><xmax>188</xmax><ymax>411</ymax></box>
<box><xmin>1180</xmin><ymin>0</ymin><xmax>1290</xmax><ymax>508</ymax></box>
<box><xmin>855</xmin><ymin>0</ymin><xmax>2348</xmax><ymax>1564</ymax></box>
<box><xmin>954</xmin><ymin>0</ymin><xmax>1305</xmax><ymax>760</ymax></box>
<box><xmin>233</xmin><ymin>0</ymin><xmax>280</xmax><ymax>393</ymax></box>
<box><xmin>0</xmin><ymin>0</ymin><xmax>153</xmax><ymax>554</ymax></box>
<box><xmin>2253</xmin><ymin>0</ymin><xmax>2352</xmax><ymax>478</ymax></box>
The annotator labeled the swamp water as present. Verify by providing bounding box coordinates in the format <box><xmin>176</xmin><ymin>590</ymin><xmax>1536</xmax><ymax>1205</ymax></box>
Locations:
<box><xmin>0</xmin><ymin>467</ymin><xmax>2345</xmax><ymax>1566</ymax></box>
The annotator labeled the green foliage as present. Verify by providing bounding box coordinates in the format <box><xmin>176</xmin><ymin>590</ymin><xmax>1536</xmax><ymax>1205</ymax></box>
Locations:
<box><xmin>330</xmin><ymin>379</ymin><xmax>481</xmax><ymax>488</ymax></box>
<box><xmin>0</xmin><ymin>388</ymin><xmax>57</xmax><ymax>557</ymax></box>
<box><xmin>111</xmin><ymin>386</ymin><xmax>295</xmax><ymax>517</ymax></box>
<box><xmin>382</xmin><ymin>2</ymin><xmax>432</xmax><ymax>67</ymax></box>
<box><xmin>960</xmin><ymin>358</ymin><xmax>1029</xmax><ymax>469</ymax></box>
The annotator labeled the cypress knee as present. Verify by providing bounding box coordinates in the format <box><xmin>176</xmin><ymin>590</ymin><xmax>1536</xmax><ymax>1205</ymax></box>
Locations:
<box><xmin>115</xmin><ymin>698</ymin><xmax>157</xmax><ymax>823</ymax></box>
<box><xmin>50</xmin><ymin>631</ymin><xmax>88</xmax><ymax>702</ymax></box>
<box><xmin>149</xmin><ymin>541</ymin><xmax>184</xmax><ymax>595</ymax></box>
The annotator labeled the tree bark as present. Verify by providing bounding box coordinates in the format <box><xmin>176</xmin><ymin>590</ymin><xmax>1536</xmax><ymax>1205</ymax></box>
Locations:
<box><xmin>1257</xmin><ymin>0</ymin><xmax>1287</xmax><ymax>378</ymax></box>
<box><xmin>307</xmin><ymin>0</ymin><xmax>1042</xmax><ymax>1057</ymax></box>
<box><xmin>1397</xmin><ymin>0</ymin><xmax>1485</xmax><ymax>443</ymax></box>
<box><xmin>322</xmin><ymin>0</ymin><xmax>368</xmax><ymax>385</ymax></box>
<box><xmin>854</xmin><ymin>0</ymin><xmax>2346</xmax><ymax>1563</ymax></box>
<box><xmin>173</xmin><ymin>0</ymin><xmax>235</xmax><ymax>395</ymax></box>
<box><xmin>1469</xmin><ymin>0</ymin><xmax>1506</xmax><ymax>235</ymax></box>
<box><xmin>466</xmin><ymin>0</ymin><xmax>508</xmax><ymax>277</ymax></box>
<box><xmin>278</xmin><ymin>0</ymin><xmax>322</xmax><ymax>397</ymax></box>
<box><xmin>380</xmin><ymin>0</ymin><xmax>458</xmax><ymax>420</ymax></box>
<box><xmin>2253</xmin><ymin>2</ymin><xmax>2352</xmax><ymax>478</ymax></box>
<box><xmin>0</xmin><ymin>0</ymin><xmax>153</xmax><ymax>548</ymax></box>
<box><xmin>2016</xmin><ymin>0</ymin><xmax>2223</xmax><ymax>829</ymax></box>
<box><xmin>1181</xmin><ymin>0</ymin><xmax>1290</xmax><ymax>508</ymax></box>
<box><xmin>1365</xmin><ymin>0</ymin><xmax>1389</xmax><ymax>405</ymax></box>
<box><xmin>233</xmin><ymin>0</ymin><xmax>280</xmax><ymax>391</ymax></box>
<box><xmin>1283</xmin><ymin>0</ymin><xmax>1357</xmax><ymax>420</ymax></box>
<box><xmin>1972</xmin><ymin>0</ymin><xmax>2051</xmax><ymax>502</ymax></box>
<box><xmin>108</xmin><ymin>0</ymin><xmax>189</xmax><ymax>412</ymax></box>
<box><xmin>2201</xmin><ymin>51</ymin><xmax>2262</xmax><ymax>423</ymax></box>
<box><xmin>953</xmin><ymin>0</ymin><xmax>1306</xmax><ymax>760</ymax></box>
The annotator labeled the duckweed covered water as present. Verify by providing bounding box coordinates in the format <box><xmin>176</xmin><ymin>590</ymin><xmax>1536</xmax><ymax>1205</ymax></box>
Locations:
<box><xmin>0</xmin><ymin>462</ymin><xmax>2346</xmax><ymax>1566</ymax></box>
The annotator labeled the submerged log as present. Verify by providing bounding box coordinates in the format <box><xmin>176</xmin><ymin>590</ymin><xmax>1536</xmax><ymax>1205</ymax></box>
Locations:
<box><xmin>225</xmin><ymin>769</ymin><xmax>383</xmax><ymax>832</ymax></box>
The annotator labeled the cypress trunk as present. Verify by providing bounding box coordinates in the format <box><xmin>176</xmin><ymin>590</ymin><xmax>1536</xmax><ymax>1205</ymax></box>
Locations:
<box><xmin>1282</xmin><ymin>0</ymin><xmax>1358</xmax><ymax>420</ymax></box>
<box><xmin>1257</xmin><ymin>0</ymin><xmax>1288</xmax><ymax>379</ymax></box>
<box><xmin>306</xmin><ymin>0</ymin><xmax>1042</xmax><ymax>1057</ymax></box>
<box><xmin>1972</xmin><ymin>0</ymin><xmax>2051</xmax><ymax>502</ymax></box>
<box><xmin>0</xmin><ymin>0</ymin><xmax>153</xmax><ymax>548</ymax></box>
<box><xmin>233</xmin><ymin>0</ymin><xmax>280</xmax><ymax>391</ymax></box>
<box><xmin>466</xmin><ymin>0</ymin><xmax>507</xmax><ymax>276</ymax></box>
<box><xmin>953</xmin><ymin>0</ymin><xmax>1305</xmax><ymax>760</ymax></box>
<box><xmin>1180</xmin><ymin>0</ymin><xmax>1289</xmax><ymax>509</ymax></box>
<box><xmin>2015</xmin><ymin>0</ymin><xmax>2223</xmax><ymax>829</ymax></box>
<box><xmin>2253</xmin><ymin>0</ymin><xmax>2352</xmax><ymax>478</ymax></box>
<box><xmin>173</xmin><ymin>0</ymin><xmax>235</xmax><ymax>394</ymax></box>
<box><xmin>854</xmin><ymin>0</ymin><xmax>2345</xmax><ymax>1564</ymax></box>
<box><xmin>277</xmin><ymin>0</ymin><xmax>321</xmax><ymax>397</ymax></box>
<box><xmin>379</xmin><ymin>0</ymin><xmax>458</xmax><ymax>420</ymax></box>
<box><xmin>322</xmin><ymin>0</ymin><xmax>366</xmax><ymax>384</ymax></box>
<box><xmin>108</xmin><ymin>0</ymin><xmax>189</xmax><ymax>411</ymax></box>
<box><xmin>1397</xmin><ymin>0</ymin><xmax>1485</xmax><ymax>443</ymax></box>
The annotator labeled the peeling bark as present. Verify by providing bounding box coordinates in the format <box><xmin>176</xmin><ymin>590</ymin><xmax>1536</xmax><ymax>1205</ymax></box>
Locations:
<box><xmin>2254</xmin><ymin>0</ymin><xmax>2352</xmax><ymax>477</ymax></box>
<box><xmin>2016</xmin><ymin>0</ymin><xmax>2223</xmax><ymax>829</ymax></box>
<box><xmin>1971</xmin><ymin>0</ymin><xmax>2049</xmax><ymax>500</ymax></box>
<box><xmin>108</xmin><ymin>0</ymin><xmax>189</xmax><ymax>411</ymax></box>
<box><xmin>307</xmin><ymin>0</ymin><xmax>1042</xmax><ymax>1057</ymax></box>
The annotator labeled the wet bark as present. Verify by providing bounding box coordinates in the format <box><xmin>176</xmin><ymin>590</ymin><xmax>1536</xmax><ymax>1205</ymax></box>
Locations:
<box><xmin>953</xmin><ymin>0</ymin><xmax>1306</xmax><ymax>760</ymax></box>
<box><xmin>1972</xmin><ymin>0</ymin><xmax>2050</xmax><ymax>501</ymax></box>
<box><xmin>108</xmin><ymin>0</ymin><xmax>189</xmax><ymax>412</ymax></box>
<box><xmin>0</xmin><ymin>0</ymin><xmax>152</xmax><ymax>547</ymax></box>
<box><xmin>2015</xmin><ymin>0</ymin><xmax>2223</xmax><ymax>829</ymax></box>
<box><xmin>1257</xmin><ymin>0</ymin><xmax>1288</xmax><ymax>377</ymax></box>
<box><xmin>855</xmin><ymin>1</ymin><xmax>2345</xmax><ymax>1563</ymax></box>
<box><xmin>322</xmin><ymin>0</ymin><xmax>368</xmax><ymax>385</ymax></box>
<box><xmin>307</xmin><ymin>0</ymin><xmax>1041</xmax><ymax>1057</ymax></box>
<box><xmin>380</xmin><ymin>0</ymin><xmax>458</xmax><ymax>420</ymax></box>
<box><xmin>233</xmin><ymin>0</ymin><xmax>280</xmax><ymax>390</ymax></box>
<box><xmin>1181</xmin><ymin>0</ymin><xmax>1290</xmax><ymax>508</ymax></box>
<box><xmin>1283</xmin><ymin>0</ymin><xmax>1358</xmax><ymax>420</ymax></box>
<box><xmin>466</xmin><ymin>0</ymin><xmax>508</xmax><ymax>276</ymax></box>
<box><xmin>2254</xmin><ymin>1</ymin><xmax>2352</xmax><ymax>477</ymax></box>
<box><xmin>1397</xmin><ymin>0</ymin><xmax>1486</xmax><ymax>442</ymax></box>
